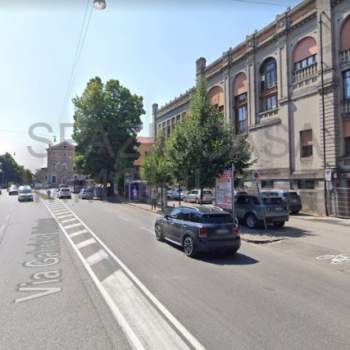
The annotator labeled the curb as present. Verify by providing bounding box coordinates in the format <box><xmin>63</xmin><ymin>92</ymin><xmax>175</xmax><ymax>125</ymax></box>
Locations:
<box><xmin>125</xmin><ymin>202</ymin><xmax>163</xmax><ymax>215</ymax></box>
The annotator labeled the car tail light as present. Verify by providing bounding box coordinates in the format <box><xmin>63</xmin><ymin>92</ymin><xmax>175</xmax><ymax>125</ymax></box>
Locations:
<box><xmin>233</xmin><ymin>225</ymin><xmax>240</xmax><ymax>237</ymax></box>
<box><xmin>199</xmin><ymin>227</ymin><xmax>207</xmax><ymax>238</ymax></box>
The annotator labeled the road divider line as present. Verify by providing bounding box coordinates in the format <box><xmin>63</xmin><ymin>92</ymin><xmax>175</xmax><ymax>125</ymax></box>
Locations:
<box><xmin>76</xmin><ymin>238</ymin><xmax>96</xmax><ymax>249</ymax></box>
<box><xmin>102</xmin><ymin>270</ymin><xmax>190</xmax><ymax>349</ymax></box>
<box><xmin>58</xmin><ymin>201</ymin><xmax>205</xmax><ymax>350</ymax></box>
<box><xmin>61</xmin><ymin>218</ymin><xmax>78</xmax><ymax>224</ymax></box>
<box><xmin>63</xmin><ymin>223</ymin><xmax>82</xmax><ymax>230</ymax></box>
<box><xmin>70</xmin><ymin>229</ymin><xmax>89</xmax><ymax>238</ymax></box>
<box><xmin>40</xmin><ymin>200</ymin><xmax>145</xmax><ymax>350</ymax></box>
<box><xmin>86</xmin><ymin>249</ymin><xmax>109</xmax><ymax>266</ymax></box>
<box><xmin>56</xmin><ymin>214</ymin><xmax>74</xmax><ymax>219</ymax></box>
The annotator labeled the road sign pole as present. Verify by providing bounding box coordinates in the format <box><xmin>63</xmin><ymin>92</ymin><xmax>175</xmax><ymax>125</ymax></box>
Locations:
<box><xmin>231</xmin><ymin>163</ymin><xmax>235</xmax><ymax>222</ymax></box>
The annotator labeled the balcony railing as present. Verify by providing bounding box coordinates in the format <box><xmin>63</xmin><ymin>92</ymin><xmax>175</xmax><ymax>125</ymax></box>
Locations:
<box><xmin>343</xmin><ymin>100</ymin><xmax>350</xmax><ymax>114</ymax></box>
<box><xmin>340</xmin><ymin>49</ymin><xmax>350</xmax><ymax>65</ymax></box>
<box><xmin>259</xmin><ymin>108</ymin><xmax>278</xmax><ymax>120</ymax></box>
<box><xmin>293</xmin><ymin>63</ymin><xmax>318</xmax><ymax>83</ymax></box>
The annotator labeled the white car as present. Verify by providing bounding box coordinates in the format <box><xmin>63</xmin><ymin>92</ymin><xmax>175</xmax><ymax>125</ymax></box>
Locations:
<box><xmin>57</xmin><ymin>187</ymin><xmax>71</xmax><ymax>199</ymax></box>
<box><xmin>185</xmin><ymin>189</ymin><xmax>213</xmax><ymax>204</ymax></box>
<box><xmin>18</xmin><ymin>186</ymin><xmax>34</xmax><ymax>202</ymax></box>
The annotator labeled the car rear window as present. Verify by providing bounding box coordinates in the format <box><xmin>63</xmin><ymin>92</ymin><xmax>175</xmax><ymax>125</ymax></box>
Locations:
<box><xmin>262</xmin><ymin>197</ymin><xmax>284</xmax><ymax>205</ymax></box>
<box><xmin>288</xmin><ymin>192</ymin><xmax>299</xmax><ymax>198</ymax></box>
<box><xmin>201</xmin><ymin>214</ymin><xmax>233</xmax><ymax>224</ymax></box>
<box><xmin>203</xmin><ymin>191</ymin><xmax>212</xmax><ymax>195</ymax></box>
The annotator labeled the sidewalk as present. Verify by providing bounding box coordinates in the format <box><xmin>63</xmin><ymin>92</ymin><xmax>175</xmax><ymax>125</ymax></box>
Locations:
<box><xmin>125</xmin><ymin>200</ymin><xmax>282</xmax><ymax>243</ymax></box>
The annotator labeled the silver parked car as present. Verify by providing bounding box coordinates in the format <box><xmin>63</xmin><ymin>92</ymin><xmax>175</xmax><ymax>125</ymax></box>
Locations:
<box><xmin>79</xmin><ymin>187</ymin><xmax>94</xmax><ymax>200</ymax></box>
<box><xmin>235</xmin><ymin>194</ymin><xmax>289</xmax><ymax>229</ymax></box>
<box><xmin>185</xmin><ymin>189</ymin><xmax>213</xmax><ymax>204</ymax></box>
<box><xmin>57</xmin><ymin>187</ymin><xmax>72</xmax><ymax>199</ymax></box>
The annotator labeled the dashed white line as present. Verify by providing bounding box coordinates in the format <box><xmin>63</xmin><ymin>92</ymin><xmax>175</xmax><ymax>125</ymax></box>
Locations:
<box><xmin>69</xmin><ymin>229</ymin><xmax>89</xmax><ymax>238</ymax></box>
<box><xmin>61</xmin><ymin>218</ymin><xmax>78</xmax><ymax>224</ymax></box>
<box><xmin>63</xmin><ymin>223</ymin><xmax>82</xmax><ymax>230</ymax></box>
<box><xmin>41</xmin><ymin>199</ymin><xmax>205</xmax><ymax>350</ymax></box>
<box><xmin>76</xmin><ymin>238</ymin><xmax>96</xmax><ymax>249</ymax></box>
<box><xmin>102</xmin><ymin>269</ymin><xmax>190</xmax><ymax>349</ymax></box>
<box><xmin>56</xmin><ymin>214</ymin><xmax>74</xmax><ymax>219</ymax></box>
<box><xmin>86</xmin><ymin>249</ymin><xmax>109</xmax><ymax>266</ymax></box>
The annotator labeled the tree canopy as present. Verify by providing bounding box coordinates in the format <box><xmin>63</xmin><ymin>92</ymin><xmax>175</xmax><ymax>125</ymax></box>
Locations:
<box><xmin>72</xmin><ymin>77</ymin><xmax>145</xmax><ymax>185</ymax></box>
<box><xmin>166</xmin><ymin>74</ymin><xmax>251</xmax><ymax>192</ymax></box>
<box><xmin>0</xmin><ymin>153</ymin><xmax>33</xmax><ymax>185</ymax></box>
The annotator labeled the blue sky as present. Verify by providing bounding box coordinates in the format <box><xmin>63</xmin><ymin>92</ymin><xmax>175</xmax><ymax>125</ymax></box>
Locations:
<box><xmin>0</xmin><ymin>0</ymin><xmax>299</xmax><ymax>171</ymax></box>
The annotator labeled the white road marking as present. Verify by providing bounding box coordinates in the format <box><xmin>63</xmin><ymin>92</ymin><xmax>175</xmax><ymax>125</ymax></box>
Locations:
<box><xmin>103</xmin><ymin>270</ymin><xmax>190</xmax><ymax>349</ymax></box>
<box><xmin>56</xmin><ymin>214</ymin><xmax>74</xmax><ymax>219</ymax></box>
<box><xmin>86</xmin><ymin>249</ymin><xmax>109</xmax><ymax>266</ymax></box>
<box><xmin>69</xmin><ymin>229</ymin><xmax>89</xmax><ymax>238</ymax></box>
<box><xmin>316</xmin><ymin>254</ymin><xmax>350</xmax><ymax>264</ymax></box>
<box><xmin>63</xmin><ymin>223</ymin><xmax>82</xmax><ymax>230</ymax></box>
<box><xmin>76</xmin><ymin>238</ymin><xmax>96</xmax><ymax>249</ymax></box>
<box><xmin>61</xmin><ymin>218</ymin><xmax>78</xmax><ymax>224</ymax></box>
<box><xmin>41</xmin><ymin>199</ymin><xmax>205</xmax><ymax>350</ymax></box>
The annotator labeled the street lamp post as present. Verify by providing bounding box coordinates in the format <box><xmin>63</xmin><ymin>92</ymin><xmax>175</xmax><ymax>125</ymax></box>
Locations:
<box><xmin>93</xmin><ymin>0</ymin><xmax>106</xmax><ymax>10</ymax></box>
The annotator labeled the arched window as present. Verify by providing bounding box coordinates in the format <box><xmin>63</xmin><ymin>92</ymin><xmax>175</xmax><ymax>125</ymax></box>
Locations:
<box><xmin>208</xmin><ymin>86</ymin><xmax>224</xmax><ymax>112</ymax></box>
<box><xmin>293</xmin><ymin>36</ymin><xmax>318</xmax><ymax>71</ymax></box>
<box><xmin>340</xmin><ymin>16</ymin><xmax>350</xmax><ymax>52</ymax></box>
<box><xmin>260</xmin><ymin>57</ymin><xmax>278</xmax><ymax>112</ymax></box>
<box><xmin>233</xmin><ymin>72</ymin><xmax>248</xmax><ymax>134</ymax></box>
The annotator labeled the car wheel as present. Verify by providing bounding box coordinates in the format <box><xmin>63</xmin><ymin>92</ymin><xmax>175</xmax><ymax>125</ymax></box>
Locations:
<box><xmin>183</xmin><ymin>236</ymin><xmax>197</xmax><ymax>258</ymax></box>
<box><xmin>245</xmin><ymin>213</ymin><xmax>257</xmax><ymax>229</ymax></box>
<box><xmin>273</xmin><ymin>221</ymin><xmax>285</xmax><ymax>228</ymax></box>
<box><xmin>155</xmin><ymin>224</ymin><xmax>164</xmax><ymax>241</ymax></box>
<box><xmin>291</xmin><ymin>210</ymin><xmax>300</xmax><ymax>215</ymax></box>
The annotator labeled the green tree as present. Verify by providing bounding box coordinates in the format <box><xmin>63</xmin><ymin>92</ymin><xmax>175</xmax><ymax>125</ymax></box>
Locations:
<box><xmin>166</xmin><ymin>74</ymin><xmax>251</xmax><ymax>200</ymax></box>
<box><xmin>141</xmin><ymin>133</ymin><xmax>172</xmax><ymax>210</ymax></box>
<box><xmin>72</xmin><ymin>77</ymin><xmax>145</xmax><ymax>193</ymax></box>
<box><xmin>0</xmin><ymin>153</ymin><xmax>32</xmax><ymax>185</ymax></box>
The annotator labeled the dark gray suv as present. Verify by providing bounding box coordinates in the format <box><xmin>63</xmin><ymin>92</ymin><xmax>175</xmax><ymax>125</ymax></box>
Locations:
<box><xmin>155</xmin><ymin>206</ymin><xmax>240</xmax><ymax>257</ymax></box>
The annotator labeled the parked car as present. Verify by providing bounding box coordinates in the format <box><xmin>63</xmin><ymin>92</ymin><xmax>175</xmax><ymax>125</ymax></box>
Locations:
<box><xmin>261</xmin><ymin>190</ymin><xmax>302</xmax><ymax>214</ymax></box>
<box><xmin>8</xmin><ymin>185</ymin><xmax>19</xmax><ymax>195</ymax></box>
<box><xmin>185</xmin><ymin>189</ymin><xmax>213</xmax><ymax>204</ymax></box>
<box><xmin>155</xmin><ymin>206</ymin><xmax>240</xmax><ymax>257</ymax></box>
<box><xmin>57</xmin><ymin>187</ymin><xmax>72</xmax><ymax>199</ymax></box>
<box><xmin>18</xmin><ymin>186</ymin><xmax>34</xmax><ymax>202</ymax></box>
<box><xmin>167</xmin><ymin>188</ymin><xmax>186</xmax><ymax>200</ymax></box>
<box><xmin>235</xmin><ymin>194</ymin><xmax>289</xmax><ymax>229</ymax></box>
<box><xmin>93</xmin><ymin>186</ymin><xmax>103</xmax><ymax>200</ymax></box>
<box><xmin>79</xmin><ymin>187</ymin><xmax>94</xmax><ymax>200</ymax></box>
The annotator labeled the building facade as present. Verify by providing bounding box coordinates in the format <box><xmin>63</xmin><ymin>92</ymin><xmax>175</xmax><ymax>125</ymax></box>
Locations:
<box><xmin>152</xmin><ymin>0</ymin><xmax>350</xmax><ymax>217</ymax></box>
<box><xmin>46</xmin><ymin>141</ymin><xmax>75</xmax><ymax>186</ymax></box>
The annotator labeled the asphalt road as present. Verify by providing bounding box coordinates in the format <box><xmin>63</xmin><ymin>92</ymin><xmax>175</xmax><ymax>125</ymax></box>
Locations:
<box><xmin>1</xmin><ymin>192</ymin><xmax>350</xmax><ymax>350</ymax></box>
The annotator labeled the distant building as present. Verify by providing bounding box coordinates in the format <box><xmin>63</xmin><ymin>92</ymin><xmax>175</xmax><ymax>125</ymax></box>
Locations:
<box><xmin>47</xmin><ymin>141</ymin><xmax>75</xmax><ymax>186</ymax></box>
<box><xmin>34</xmin><ymin>167</ymin><xmax>47</xmax><ymax>185</ymax></box>
<box><xmin>133</xmin><ymin>136</ymin><xmax>154</xmax><ymax>177</ymax></box>
<box><xmin>152</xmin><ymin>0</ymin><xmax>350</xmax><ymax>217</ymax></box>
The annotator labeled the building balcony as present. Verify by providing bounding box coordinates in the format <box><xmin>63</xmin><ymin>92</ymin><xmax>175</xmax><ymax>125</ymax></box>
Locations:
<box><xmin>342</xmin><ymin>100</ymin><xmax>350</xmax><ymax>115</ymax></box>
<box><xmin>259</xmin><ymin>107</ymin><xmax>279</xmax><ymax>120</ymax></box>
<box><xmin>292</xmin><ymin>63</ymin><xmax>318</xmax><ymax>84</ymax></box>
<box><xmin>340</xmin><ymin>49</ymin><xmax>350</xmax><ymax>65</ymax></box>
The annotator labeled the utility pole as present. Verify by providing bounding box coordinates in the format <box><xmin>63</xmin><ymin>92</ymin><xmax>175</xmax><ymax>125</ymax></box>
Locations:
<box><xmin>231</xmin><ymin>163</ymin><xmax>235</xmax><ymax>221</ymax></box>
<box><xmin>320</xmin><ymin>14</ymin><xmax>329</xmax><ymax>216</ymax></box>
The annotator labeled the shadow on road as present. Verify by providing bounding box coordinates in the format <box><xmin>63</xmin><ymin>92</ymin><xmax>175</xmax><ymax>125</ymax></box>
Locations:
<box><xmin>199</xmin><ymin>252</ymin><xmax>259</xmax><ymax>266</ymax></box>
<box><xmin>240</xmin><ymin>224</ymin><xmax>314</xmax><ymax>239</ymax></box>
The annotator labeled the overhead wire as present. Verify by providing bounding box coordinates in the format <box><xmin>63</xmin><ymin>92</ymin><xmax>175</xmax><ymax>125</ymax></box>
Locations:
<box><xmin>59</xmin><ymin>0</ymin><xmax>94</xmax><ymax>123</ymax></box>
